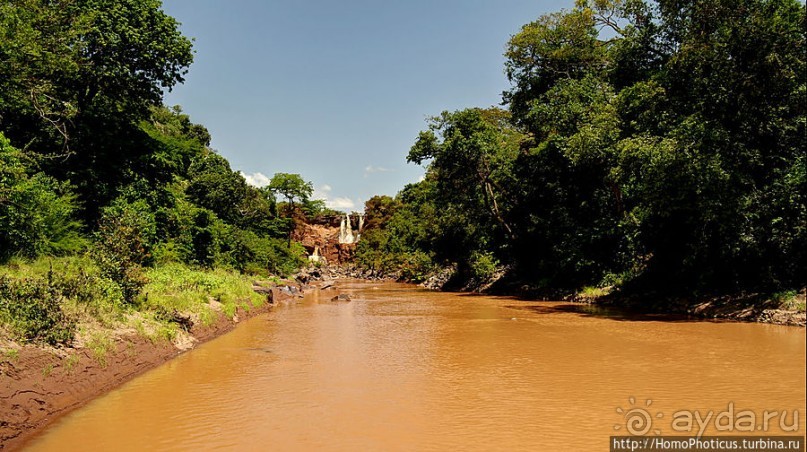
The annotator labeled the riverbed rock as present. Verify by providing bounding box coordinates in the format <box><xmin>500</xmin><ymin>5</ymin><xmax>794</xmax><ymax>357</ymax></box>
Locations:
<box><xmin>758</xmin><ymin>308</ymin><xmax>806</xmax><ymax>327</ymax></box>
<box><xmin>295</xmin><ymin>267</ymin><xmax>323</xmax><ymax>284</ymax></box>
<box><xmin>420</xmin><ymin>265</ymin><xmax>457</xmax><ymax>290</ymax></box>
<box><xmin>320</xmin><ymin>281</ymin><xmax>336</xmax><ymax>290</ymax></box>
<box><xmin>292</xmin><ymin>220</ymin><xmax>358</xmax><ymax>265</ymax></box>
<box><xmin>331</xmin><ymin>293</ymin><xmax>351</xmax><ymax>302</ymax></box>
<box><xmin>170</xmin><ymin>311</ymin><xmax>194</xmax><ymax>332</ymax></box>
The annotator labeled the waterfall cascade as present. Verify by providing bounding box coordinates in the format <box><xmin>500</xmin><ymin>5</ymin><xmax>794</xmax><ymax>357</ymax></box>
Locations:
<box><xmin>339</xmin><ymin>214</ymin><xmax>348</xmax><ymax>244</ymax></box>
<box><xmin>308</xmin><ymin>246</ymin><xmax>323</xmax><ymax>263</ymax></box>
<box><xmin>338</xmin><ymin>213</ymin><xmax>363</xmax><ymax>244</ymax></box>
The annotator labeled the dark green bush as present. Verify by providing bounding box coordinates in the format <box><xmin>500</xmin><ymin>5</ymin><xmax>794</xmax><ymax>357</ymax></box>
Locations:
<box><xmin>468</xmin><ymin>251</ymin><xmax>500</xmax><ymax>281</ymax></box>
<box><xmin>0</xmin><ymin>132</ymin><xmax>86</xmax><ymax>262</ymax></box>
<box><xmin>396</xmin><ymin>251</ymin><xmax>434</xmax><ymax>283</ymax></box>
<box><xmin>217</xmin><ymin>227</ymin><xmax>304</xmax><ymax>276</ymax></box>
<box><xmin>190</xmin><ymin>209</ymin><xmax>217</xmax><ymax>267</ymax></box>
<box><xmin>93</xmin><ymin>198</ymin><xmax>157</xmax><ymax>303</ymax></box>
<box><xmin>0</xmin><ymin>274</ymin><xmax>75</xmax><ymax>345</ymax></box>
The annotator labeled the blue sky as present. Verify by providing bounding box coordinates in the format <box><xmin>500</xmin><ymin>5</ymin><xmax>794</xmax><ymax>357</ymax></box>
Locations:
<box><xmin>162</xmin><ymin>0</ymin><xmax>573</xmax><ymax>211</ymax></box>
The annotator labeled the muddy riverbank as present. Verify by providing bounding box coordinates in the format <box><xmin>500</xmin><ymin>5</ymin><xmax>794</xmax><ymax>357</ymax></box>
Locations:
<box><xmin>417</xmin><ymin>267</ymin><xmax>806</xmax><ymax>327</ymax></box>
<box><xmin>0</xmin><ymin>276</ymin><xmax>353</xmax><ymax>450</ymax></box>
<box><xmin>0</xmin><ymin>298</ymin><xmax>275</xmax><ymax>450</ymax></box>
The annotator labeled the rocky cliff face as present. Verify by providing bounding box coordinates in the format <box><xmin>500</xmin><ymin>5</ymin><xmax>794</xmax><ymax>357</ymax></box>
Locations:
<box><xmin>292</xmin><ymin>214</ymin><xmax>362</xmax><ymax>265</ymax></box>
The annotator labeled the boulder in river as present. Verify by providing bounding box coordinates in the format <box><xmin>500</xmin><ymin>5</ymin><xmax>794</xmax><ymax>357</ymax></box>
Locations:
<box><xmin>320</xmin><ymin>281</ymin><xmax>336</xmax><ymax>290</ymax></box>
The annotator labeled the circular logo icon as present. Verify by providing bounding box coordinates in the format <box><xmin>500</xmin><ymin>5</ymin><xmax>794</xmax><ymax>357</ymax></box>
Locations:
<box><xmin>615</xmin><ymin>397</ymin><xmax>663</xmax><ymax>436</ymax></box>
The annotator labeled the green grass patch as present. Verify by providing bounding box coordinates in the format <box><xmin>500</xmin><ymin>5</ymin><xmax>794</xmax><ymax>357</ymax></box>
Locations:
<box><xmin>64</xmin><ymin>353</ymin><xmax>80</xmax><ymax>374</ymax></box>
<box><xmin>0</xmin><ymin>256</ymin><xmax>126</xmax><ymax>344</ymax></box>
<box><xmin>42</xmin><ymin>362</ymin><xmax>55</xmax><ymax>378</ymax></box>
<box><xmin>1</xmin><ymin>258</ymin><xmax>264</xmax><ymax>349</ymax></box>
<box><xmin>773</xmin><ymin>290</ymin><xmax>805</xmax><ymax>311</ymax></box>
<box><xmin>139</xmin><ymin>263</ymin><xmax>262</xmax><ymax>321</ymax></box>
<box><xmin>128</xmin><ymin>311</ymin><xmax>179</xmax><ymax>343</ymax></box>
<box><xmin>84</xmin><ymin>330</ymin><xmax>114</xmax><ymax>367</ymax></box>
<box><xmin>578</xmin><ymin>286</ymin><xmax>611</xmax><ymax>299</ymax></box>
<box><xmin>2</xmin><ymin>347</ymin><xmax>20</xmax><ymax>361</ymax></box>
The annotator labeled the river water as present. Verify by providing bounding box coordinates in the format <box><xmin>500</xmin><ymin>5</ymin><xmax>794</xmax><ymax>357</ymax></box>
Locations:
<box><xmin>23</xmin><ymin>282</ymin><xmax>806</xmax><ymax>451</ymax></box>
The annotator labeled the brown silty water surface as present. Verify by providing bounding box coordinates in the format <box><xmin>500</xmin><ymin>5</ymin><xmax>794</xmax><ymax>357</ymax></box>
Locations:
<box><xmin>22</xmin><ymin>282</ymin><xmax>807</xmax><ymax>451</ymax></box>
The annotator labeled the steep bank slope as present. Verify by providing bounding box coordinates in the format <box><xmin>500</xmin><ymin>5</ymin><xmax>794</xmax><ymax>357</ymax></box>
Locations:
<box><xmin>0</xmin><ymin>301</ymin><xmax>273</xmax><ymax>450</ymax></box>
<box><xmin>0</xmin><ymin>277</ymin><xmax>322</xmax><ymax>450</ymax></box>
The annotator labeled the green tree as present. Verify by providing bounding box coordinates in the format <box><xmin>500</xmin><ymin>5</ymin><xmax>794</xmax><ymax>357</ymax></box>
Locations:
<box><xmin>268</xmin><ymin>173</ymin><xmax>314</xmax><ymax>212</ymax></box>
<box><xmin>408</xmin><ymin>108</ymin><xmax>524</xmax><ymax>244</ymax></box>
<box><xmin>392</xmin><ymin>0</ymin><xmax>805</xmax><ymax>293</ymax></box>
<box><xmin>363</xmin><ymin>195</ymin><xmax>400</xmax><ymax>231</ymax></box>
<box><xmin>0</xmin><ymin>0</ymin><xmax>193</xmax><ymax>152</ymax></box>
<box><xmin>186</xmin><ymin>152</ymin><xmax>249</xmax><ymax>225</ymax></box>
<box><xmin>355</xmin><ymin>184</ymin><xmax>436</xmax><ymax>281</ymax></box>
<box><xmin>140</xmin><ymin>105</ymin><xmax>212</xmax><ymax>181</ymax></box>
<box><xmin>0</xmin><ymin>132</ymin><xmax>85</xmax><ymax>261</ymax></box>
<box><xmin>503</xmin><ymin>0</ymin><xmax>806</xmax><ymax>290</ymax></box>
<box><xmin>0</xmin><ymin>0</ymin><xmax>194</xmax><ymax>220</ymax></box>
<box><xmin>268</xmin><ymin>173</ymin><xmax>314</xmax><ymax>246</ymax></box>
<box><xmin>503</xmin><ymin>6</ymin><xmax>605</xmax><ymax>125</ymax></box>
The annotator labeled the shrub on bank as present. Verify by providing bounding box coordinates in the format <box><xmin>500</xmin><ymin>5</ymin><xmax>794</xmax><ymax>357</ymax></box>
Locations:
<box><xmin>0</xmin><ymin>271</ymin><xmax>75</xmax><ymax>345</ymax></box>
<box><xmin>139</xmin><ymin>263</ymin><xmax>265</xmax><ymax>323</ymax></box>
<box><xmin>0</xmin><ymin>256</ymin><xmax>270</xmax><ymax>346</ymax></box>
<box><xmin>216</xmin><ymin>227</ymin><xmax>305</xmax><ymax>277</ymax></box>
<box><xmin>93</xmin><ymin>198</ymin><xmax>157</xmax><ymax>304</ymax></box>
<box><xmin>0</xmin><ymin>256</ymin><xmax>126</xmax><ymax>345</ymax></box>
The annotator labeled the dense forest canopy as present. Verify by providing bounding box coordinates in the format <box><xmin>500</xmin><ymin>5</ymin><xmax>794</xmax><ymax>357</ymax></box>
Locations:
<box><xmin>358</xmin><ymin>0</ymin><xmax>806</xmax><ymax>294</ymax></box>
<box><xmin>0</xmin><ymin>0</ymin><xmax>316</xmax><ymax>299</ymax></box>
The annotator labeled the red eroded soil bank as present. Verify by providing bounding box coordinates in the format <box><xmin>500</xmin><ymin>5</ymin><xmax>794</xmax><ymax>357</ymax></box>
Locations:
<box><xmin>0</xmin><ymin>300</ymin><xmax>275</xmax><ymax>450</ymax></box>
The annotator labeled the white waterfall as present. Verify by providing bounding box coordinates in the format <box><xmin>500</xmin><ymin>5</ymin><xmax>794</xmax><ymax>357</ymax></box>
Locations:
<box><xmin>308</xmin><ymin>246</ymin><xmax>323</xmax><ymax>263</ymax></box>
<box><xmin>344</xmin><ymin>214</ymin><xmax>355</xmax><ymax>243</ymax></box>
<box><xmin>339</xmin><ymin>213</ymin><xmax>356</xmax><ymax>244</ymax></box>
<box><xmin>356</xmin><ymin>214</ymin><xmax>364</xmax><ymax>242</ymax></box>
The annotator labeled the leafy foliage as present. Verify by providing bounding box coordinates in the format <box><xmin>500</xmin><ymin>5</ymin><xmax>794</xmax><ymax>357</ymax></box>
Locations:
<box><xmin>0</xmin><ymin>273</ymin><xmax>76</xmax><ymax>345</ymax></box>
<box><xmin>93</xmin><ymin>198</ymin><xmax>156</xmax><ymax>303</ymax></box>
<box><xmin>140</xmin><ymin>263</ymin><xmax>264</xmax><ymax>323</ymax></box>
<box><xmin>0</xmin><ymin>0</ymin><xmax>194</xmax><ymax>221</ymax></box>
<box><xmin>268</xmin><ymin>173</ymin><xmax>314</xmax><ymax>214</ymax></box>
<box><xmin>217</xmin><ymin>227</ymin><xmax>306</xmax><ymax>276</ymax></box>
<box><xmin>356</xmin><ymin>184</ymin><xmax>437</xmax><ymax>281</ymax></box>
<box><xmin>386</xmin><ymin>0</ymin><xmax>805</xmax><ymax>294</ymax></box>
<box><xmin>0</xmin><ymin>2</ymin><xmax>311</xmax><ymax>345</ymax></box>
<box><xmin>0</xmin><ymin>133</ymin><xmax>85</xmax><ymax>261</ymax></box>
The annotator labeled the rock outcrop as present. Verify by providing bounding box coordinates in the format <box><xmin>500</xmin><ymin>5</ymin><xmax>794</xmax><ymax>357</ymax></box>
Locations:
<box><xmin>292</xmin><ymin>214</ymin><xmax>363</xmax><ymax>265</ymax></box>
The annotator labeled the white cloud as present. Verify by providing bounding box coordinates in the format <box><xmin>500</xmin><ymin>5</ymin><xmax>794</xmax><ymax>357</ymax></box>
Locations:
<box><xmin>312</xmin><ymin>184</ymin><xmax>332</xmax><ymax>200</ymax></box>
<box><xmin>312</xmin><ymin>184</ymin><xmax>355</xmax><ymax>211</ymax></box>
<box><xmin>240</xmin><ymin>171</ymin><xmax>270</xmax><ymax>187</ymax></box>
<box><xmin>364</xmin><ymin>165</ymin><xmax>393</xmax><ymax>177</ymax></box>
<box><xmin>327</xmin><ymin>197</ymin><xmax>355</xmax><ymax>210</ymax></box>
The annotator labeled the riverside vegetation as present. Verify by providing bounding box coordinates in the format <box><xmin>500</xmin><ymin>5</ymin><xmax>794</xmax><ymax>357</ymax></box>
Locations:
<box><xmin>0</xmin><ymin>0</ymin><xmax>328</xmax><ymax>350</ymax></box>
<box><xmin>1</xmin><ymin>0</ymin><xmax>805</xmax><ymax>353</ymax></box>
<box><xmin>355</xmin><ymin>0</ymin><xmax>806</xmax><ymax>318</ymax></box>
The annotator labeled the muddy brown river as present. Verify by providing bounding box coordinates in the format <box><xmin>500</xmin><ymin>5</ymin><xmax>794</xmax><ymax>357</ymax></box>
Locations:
<box><xmin>22</xmin><ymin>282</ymin><xmax>807</xmax><ymax>451</ymax></box>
